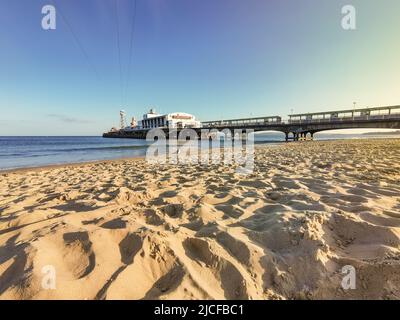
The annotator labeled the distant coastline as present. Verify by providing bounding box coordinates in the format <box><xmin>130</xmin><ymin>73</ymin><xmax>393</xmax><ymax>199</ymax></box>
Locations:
<box><xmin>362</xmin><ymin>130</ymin><xmax>400</xmax><ymax>135</ymax></box>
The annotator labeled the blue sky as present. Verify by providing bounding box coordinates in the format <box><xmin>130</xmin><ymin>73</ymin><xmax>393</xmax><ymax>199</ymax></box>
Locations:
<box><xmin>0</xmin><ymin>0</ymin><xmax>399</xmax><ymax>135</ymax></box>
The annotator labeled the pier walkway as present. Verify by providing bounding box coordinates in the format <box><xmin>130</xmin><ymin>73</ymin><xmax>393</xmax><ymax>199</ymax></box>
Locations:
<box><xmin>103</xmin><ymin>105</ymin><xmax>400</xmax><ymax>141</ymax></box>
<box><xmin>201</xmin><ymin>105</ymin><xmax>400</xmax><ymax>141</ymax></box>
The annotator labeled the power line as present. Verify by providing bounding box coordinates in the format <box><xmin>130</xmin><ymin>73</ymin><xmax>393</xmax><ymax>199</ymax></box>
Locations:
<box><xmin>123</xmin><ymin>0</ymin><xmax>138</xmax><ymax>107</ymax></box>
<box><xmin>114</xmin><ymin>0</ymin><xmax>123</xmax><ymax>106</ymax></box>
<box><xmin>51</xmin><ymin>0</ymin><xmax>100</xmax><ymax>80</ymax></box>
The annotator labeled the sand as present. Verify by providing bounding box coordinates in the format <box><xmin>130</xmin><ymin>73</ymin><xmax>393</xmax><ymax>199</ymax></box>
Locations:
<box><xmin>0</xmin><ymin>139</ymin><xmax>400</xmax><ymax>300</ymax></box>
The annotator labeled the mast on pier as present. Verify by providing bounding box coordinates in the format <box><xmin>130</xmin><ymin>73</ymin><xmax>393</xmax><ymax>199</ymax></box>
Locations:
<box><xmin>120</xmin><ymin>110</ymin><xmax>127</xmax><ymax>129</ymax></box>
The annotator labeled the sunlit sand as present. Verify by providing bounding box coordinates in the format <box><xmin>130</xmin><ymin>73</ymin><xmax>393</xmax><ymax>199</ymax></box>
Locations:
<box><xmin>1</xmin><ymin>139</ymin><xmax>399</xmax><ymax>299</ymax></box>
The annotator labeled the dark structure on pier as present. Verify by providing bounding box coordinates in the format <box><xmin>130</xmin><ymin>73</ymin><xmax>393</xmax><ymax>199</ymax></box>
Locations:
<box><xmin>103</xmin><ymin>105</ymin><xmax>400</xmax><ymax>141</ymax></box>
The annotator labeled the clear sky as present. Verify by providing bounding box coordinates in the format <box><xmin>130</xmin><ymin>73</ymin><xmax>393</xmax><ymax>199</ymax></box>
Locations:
<box><xmin>1</xmin><ymin>0</ymin><xmax>399</xmax><ymax>135</ymax></box>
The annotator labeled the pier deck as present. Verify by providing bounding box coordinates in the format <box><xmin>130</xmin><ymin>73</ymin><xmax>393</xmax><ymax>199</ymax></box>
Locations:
<box><xmin>103</xmin><ymin>105</ymin><xmax>400</xmax><ymax>141</ymax></box>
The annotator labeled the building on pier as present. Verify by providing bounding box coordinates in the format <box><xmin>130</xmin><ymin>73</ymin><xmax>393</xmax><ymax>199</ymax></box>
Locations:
<box><xmin>139</xmin><ymin>109</ymin><xmax>200</xmax><ymax>129</ymax></box>
<box><xmin>113</xmin><ymin>108</ymin><xmax>201</xmax><ymax>132</ymax></box>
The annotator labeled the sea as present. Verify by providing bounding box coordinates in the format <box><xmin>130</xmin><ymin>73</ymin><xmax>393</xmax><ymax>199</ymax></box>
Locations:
<box><xmin>0</xmin><ymin>133</ymin><xmax>398</xmax><ymax>171</ymax></box>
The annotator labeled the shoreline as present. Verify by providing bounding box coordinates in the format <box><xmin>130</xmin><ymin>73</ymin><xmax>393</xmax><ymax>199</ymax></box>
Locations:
<box><xmin>1</xmin><ymin>137</ymin><xmax>399</xmax><ymax>174</ymax></box>
<box><xmin>0</xmin><ymin>156</ymin><xmax>146</xmax><ymax>175</ymax></box>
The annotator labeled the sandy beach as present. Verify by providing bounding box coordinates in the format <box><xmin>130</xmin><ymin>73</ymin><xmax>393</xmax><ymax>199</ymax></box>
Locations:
<box><xmin>1</xmin><ymin>139</ymin><xmax>400</xmax><ymax>300</ymax></box>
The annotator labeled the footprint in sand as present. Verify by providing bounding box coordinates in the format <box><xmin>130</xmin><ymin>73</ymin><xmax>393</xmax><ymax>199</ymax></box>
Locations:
<box><xmin>143</xmin><ymin>209</ymin><xmax>164</xmax><ymax>226</ymax></box>
<box><xmin>161</xmin><ymin>204</ymin><xmax>184</xmax><ymax>218</ymax></box>
<box><xmin>183</xmin><ymin>238</ymin><xmax>249</xmax><ymax>299</ymax></box>
<box><xmin>100</xmin><ymin>218</ymin><xmax>127</xmax><ymax>229</ymax></box>
<box><xmin>119</xmin><ymin>233</ymin><xmax>143</xmax><ymax>265</ymax></box>
<box><xmin>0</xmin><ymin>235</ymin><xmax>30</xmax><ymax>296</ymax></box>
<box><xmin>63</xmin><ymin>231</ymin><xmax>95</xmax><ymax>279</ymax></box>
<box><xmin>143</xmin><ymin>265</ymin><xmax>185</xmax><ymax>299</ymax></box>
<box><xmin>95</xmin><ymin>232</ymin><xmax>143</xmax><ymax>300</ymax></box>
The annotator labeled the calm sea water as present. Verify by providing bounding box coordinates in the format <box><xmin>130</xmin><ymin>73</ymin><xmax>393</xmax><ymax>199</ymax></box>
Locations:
<box><xmin>0</xmin><ymin>136</ymin><xmax>150</xmax><ymax>170</ymax></box>
<box><xmin>0</xmin><ymin>134</ymin><xmax>397</xmax><ymax>170</ymax></box>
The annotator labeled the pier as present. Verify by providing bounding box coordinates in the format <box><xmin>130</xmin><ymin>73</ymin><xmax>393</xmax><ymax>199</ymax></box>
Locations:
<box><xmin>103</xmin><ymin>105</ymin><xmax>400</xmax><ymax>141</ymax></box>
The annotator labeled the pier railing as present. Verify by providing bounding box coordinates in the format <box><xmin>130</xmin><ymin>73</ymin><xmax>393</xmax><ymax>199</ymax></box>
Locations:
<box><xmin>201</xmin><ymin>116</ymin><xmax>282</xmax><ymax>128</ymax></box>
<box><xmin>287</xmin><ymin>113</ymin><xmax>400</xmax><ymax>124</ymax></box>
<box><xmin>200</xmin><ymin>105</ymin><xmax>400</xmax><ymax>128</ymax></box>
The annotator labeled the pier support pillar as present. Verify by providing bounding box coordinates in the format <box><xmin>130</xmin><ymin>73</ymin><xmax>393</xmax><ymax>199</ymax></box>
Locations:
<box><xmin>285</xmin><ymin>132</ymin><xmax>289</xmax><ymax>142</ymax></box>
